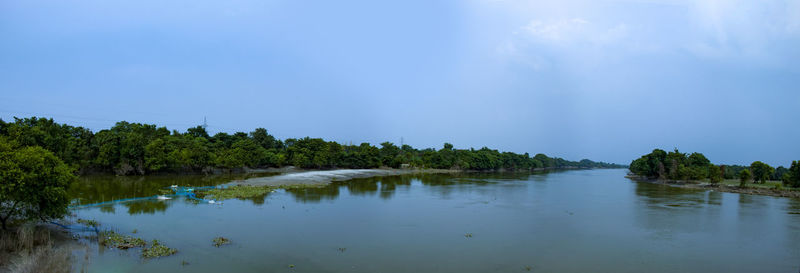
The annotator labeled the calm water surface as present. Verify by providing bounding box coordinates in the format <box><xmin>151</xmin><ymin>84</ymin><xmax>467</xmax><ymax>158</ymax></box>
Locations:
<box><xmin>71</xmin><ymin>169</ymin><xmax>800</xmax><ymax>272</ymax></box>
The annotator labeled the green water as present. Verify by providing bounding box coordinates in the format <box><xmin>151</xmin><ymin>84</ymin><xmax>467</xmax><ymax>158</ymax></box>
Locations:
<box><xmin>70</xmin><ymin>169</ymin><xmax>800</xmax><ymax>272</ymax></box>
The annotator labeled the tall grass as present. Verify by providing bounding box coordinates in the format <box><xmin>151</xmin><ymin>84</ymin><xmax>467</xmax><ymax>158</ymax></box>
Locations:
<box><xmin>0</xmin><ymin>225</ymin><xmax>75</xmax><ymax>273</ymax></box>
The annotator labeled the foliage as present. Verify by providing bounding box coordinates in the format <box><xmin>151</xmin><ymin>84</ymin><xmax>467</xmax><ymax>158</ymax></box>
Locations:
<box><xmin>783</xmin><ymin>161</ymin><xmax>800</xmax><ymax>188</ymax></box>
<box><xmin>141</xmin><ymin>239</ymin><xmax>177</xmax><ymax>258</ymax></box>
<box><xmin>749</xmin><ymin>161</ymin><xmax>774</xmax><ymax>184</ymax></box>
<box><xmin>708</xmin><ymin>165</ymin><xmax>722</xmax><ymax>184</ymax></box>
<box><xmin>203</xmin><ymin>185</ymin><xmax>276</xmax><ymax>200</ymax></box>
<box><xmin>0</xmin><ymin>137</ymin><xmax>75</xmax><ymax>230</ymax></box>
<box><xmin>739</xmin><ymin>169</ymin><xmax>752</xmax><ymax>187</ymax></box>
<box><xmin>99</xmin><ymin>230</ymin><xmax>146</xmax><ymax>249</ymax></box>
<box><xmin>629</xmin><ymin>149</ymin><xmax>712</xmax><ymax>180</ymax></box>
<box><xmin>631</xmin><ymin>149</ymin><xmax>792</xmax><ymax>188</ymax></box>
<box><xmin>0</xmin><ymin>117</ymin><xmax>626</xmax><ymax>175</ymax></box>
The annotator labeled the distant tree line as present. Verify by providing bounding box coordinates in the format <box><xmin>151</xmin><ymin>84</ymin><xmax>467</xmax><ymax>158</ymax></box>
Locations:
<box><xmin>0</xmin><ymin>117</ymin><xmax>625</xmax><ymax>176</ymax></box>
<box><xmin>630</xmin><ymin>149</ymin><xmax>800</xmax><ymax>188</ymax></box>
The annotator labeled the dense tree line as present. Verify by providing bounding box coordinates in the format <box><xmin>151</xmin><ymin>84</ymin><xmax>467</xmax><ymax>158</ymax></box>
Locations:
<box><xmin>630</xmin><ymin>149</ymin><xmax>800</xmax><ymax>187</ymax></box>
<box><xmin>0</xmin><ymin>117</ymin><xmax>625</xmax><ymax>176</ymax></box>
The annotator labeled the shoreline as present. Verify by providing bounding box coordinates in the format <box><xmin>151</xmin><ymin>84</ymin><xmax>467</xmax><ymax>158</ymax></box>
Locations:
<box><xmin>228</xmin><ymin>168</ymin><xmax>461</xmax><ymax>187</ymax></box>
<box><xmin>626</xmin><ymin>175</ymin><xmax>800</xmax><ymax>199</ymax></box>
<box><xmin>228</xmin><ymin>167</ymin><xmax>625</xmax><ymax>187</ymax></box>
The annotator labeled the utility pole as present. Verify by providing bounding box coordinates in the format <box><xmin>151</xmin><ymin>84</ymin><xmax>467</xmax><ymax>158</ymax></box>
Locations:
<box><xmin>202</xmin><ymin>116</ymin><xmax>208</xmax><ymax>129</ymax></box>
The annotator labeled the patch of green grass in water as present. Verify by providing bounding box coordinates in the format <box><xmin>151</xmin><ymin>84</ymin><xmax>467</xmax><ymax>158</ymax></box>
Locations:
<box><xmin>212</xmin><ymin>236</ymin><xmax>230</xmax><ymax>247</ymax></box>
<box><xmin>76</xmin><ymin>219</ymin><xmax>99</xmax><ymax>227</ymax></box>
<box><xmin>99</xmin><ymin>230</ymin><xmax>146</xmax><ymax>249</ymax></box>
<box><xmin>202</xmin><ymin>184</ymin><xmax>327</xmax><ymax>200</ymax></box>
<box><xmin>142</xmin><ymin>239</ymin><xmax>177</xmax><ymax>258</ymax></box>
<box><xmin>202</xmin><ymin>185</ymin><xmax>276</xmax><ymax>200</ymax></box>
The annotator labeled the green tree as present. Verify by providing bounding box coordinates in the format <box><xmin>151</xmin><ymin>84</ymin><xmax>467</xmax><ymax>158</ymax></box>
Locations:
<box><xmin>708</xmin><ymin>164</ymin><xmax>722</xmax><ymax>185</ymax></box>
<box><xmin>0</xmin><ymin>139</ymin><xmax>76</xmax><ymax>230</ymax></box>
<box><xmin>783</xmin><ymin>161</ymin><xmax>800</xmax><ymax>188</ymax></box>
<box><xmin>186</xmin><ymin>126</ymin><xmax>210</xmax><ymax>139</ymax></box>
<box><xmin>250</xmin><ymin>128</ymin><xmax>280</xmax><ymax>150</ymax></box>
<box><xmin>739</xmin><ymin>169</ymin><xmax>752</xmax><ymax>187</ymax></box>
<box><xmin>749</xmin><ymin>161</ymin><xmax>774</xmax><ymax>184</ymax></box>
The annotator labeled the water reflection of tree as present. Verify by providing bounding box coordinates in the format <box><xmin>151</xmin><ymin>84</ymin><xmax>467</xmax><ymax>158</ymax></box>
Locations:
<box><xmin>124</xmin><ymin>200</ymin><xmax>170</xmax><ymax>215</ymax></box>
<box><xmin>286</xmin><ymin>185</ymin><xmax>341</xmax><ymax>203</ymax></box>
<box><xmin>68</xmin><ymin>172</ymin><xmax>277</xmax><ymax>205</ymax></box>
<box><xmin>286</xmin><ymin>173</ymin><xmax>538</xmax><ymax>202</ymax></box>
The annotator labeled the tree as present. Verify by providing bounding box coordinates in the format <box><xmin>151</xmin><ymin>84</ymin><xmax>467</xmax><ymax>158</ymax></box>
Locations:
<box><xmin>0</xmin><ymin>139</ymin><xmax>75</xmax><ymax>230</ymax></box>
<box><xmin>250</xmin><ymin>128</ymin><xmax>280</xmax><ymax>150</ymax></box>
<box><xmin>783</xmin><ymin>161</ymin><xmax>800</xmax><ymax>188</ymax></box>
<box><xmin>739</xmin><ymin>169</ymin><xmax>752</xmax><ymax>187</ymax></box>
<box><xmin>708</xmin><ymin>164</ymin><xmax>722</xmax><ymax>185</ymax></box>
<box><xmin>749</xmin><ymin>161</ymin><xmax>774</xmax><ymax>184</ymax></box>
<box><xmin>186</xmin><ymin>126</ymin><xmax>210</xmax><ymax>139</ymax></box>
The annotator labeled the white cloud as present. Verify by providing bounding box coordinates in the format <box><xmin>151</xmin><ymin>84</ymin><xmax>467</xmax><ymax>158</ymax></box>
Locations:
<box><xmin>515</xmin><ymin>17</ymin><xmax>631</xmax><ymax>48</ymax></box>
<box><xmin>521</xmin><ymin>18</ymin><xmax>589</xmax><ymax>43</ymax></box>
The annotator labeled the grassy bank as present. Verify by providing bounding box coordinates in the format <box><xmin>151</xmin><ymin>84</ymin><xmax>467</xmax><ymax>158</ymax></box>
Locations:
<box><xmin>628</xmin><ymin>175</ymin><xmax>800</xmax><ymax>199</ymax></box>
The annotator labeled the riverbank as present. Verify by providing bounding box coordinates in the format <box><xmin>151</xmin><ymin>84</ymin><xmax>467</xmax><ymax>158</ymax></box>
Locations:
<box><xmin>626</xmin><ymin>175</ymin><xmax>800</xmax><ymax>199</ymax></box>
<box><xmin>228</xmin><ymin>168</ymin><xmax>460</xmax><ymax>187</ymax></box>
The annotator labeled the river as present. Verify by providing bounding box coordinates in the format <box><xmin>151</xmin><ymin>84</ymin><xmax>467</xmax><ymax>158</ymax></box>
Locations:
<box><xmin>70</xmin><ymin>169</ymin><xmax>800</xmax><ymax>272</ymax></box>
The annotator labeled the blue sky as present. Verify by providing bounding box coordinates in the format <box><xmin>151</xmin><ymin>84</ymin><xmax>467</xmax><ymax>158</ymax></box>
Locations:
<box><xmin>1</xmin><ymin>0</ymin><xmax>798</xmax><ymax>166</ymax></box>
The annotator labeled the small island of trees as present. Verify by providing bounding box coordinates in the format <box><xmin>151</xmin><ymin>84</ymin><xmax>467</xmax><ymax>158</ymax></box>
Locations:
<box><xmin>629</xmin><ymin>148</ymin><xmax>800</xmax><ymax>189</ymax></box>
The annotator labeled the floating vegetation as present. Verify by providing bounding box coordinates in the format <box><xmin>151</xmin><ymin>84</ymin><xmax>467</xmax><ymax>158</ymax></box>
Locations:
<box><xmin>142</xmin><ymin>239</ymin><xmax>177</xmax><ymax>258</ymax></box>
<box><xmin>99</xmin><ymin>231</ymin><xmax>146</xmax><ymax>249</ymax></box>
<box><xmin>202</xmin><ymin>184</ymin><xmax>328</xmax><ymax>201</ymax></box>
<box><xmin>464</xmin><ymin>233</ymin><xmax>473</xmax><ymax>238</ymax></box>
<box><xmin>76</xmin><ymin>219</ymin><xmax>99</xmax><ymax>227</ymax></box>
<box><xmin>337</xmin><ymin>247</ymin><xmax>347</xmax><ymax>253</ymax></box>
<box><xmin>523</xmin><ymin>265</ymin><xmax>533</xmax><ymax>271</ymax></box>
<box><xmin>132</xmin><ymin>229</ymin><xmax>138</xmax><ymax>234</ymax></box>
<box><xmin>212</xmin><ymin>236</ymin><xmax>230</xmax><ymax>247</ymax></box>
<box><xmin>181</xmin><ymin>260</ymin><xmax>190</xmax><ymax>266</ymax></box>
<box><xmin>203</xmin><ymin>185</ymin><xmax>276</xmax><ymax>200</ymax></box>
<box><xmin>288</xmin><ymin>264</ymin><xmax>295</xmax><ymax>268</ymax></box>
<box><xmin>789</xmin><ymin>212</ymin><xmax>800</xmax><ymax>215</ymax></box>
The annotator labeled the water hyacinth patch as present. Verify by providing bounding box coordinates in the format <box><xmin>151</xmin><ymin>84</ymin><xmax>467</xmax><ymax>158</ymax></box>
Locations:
<box><xmin>142</xmin><ymin>239</ymin><xmax>177</xmax><ymax>258</ymax></box>
<box><xmin>99</xmin><ymin>231</ymin><xmax>146</xmax><ymax>249</ymax></box>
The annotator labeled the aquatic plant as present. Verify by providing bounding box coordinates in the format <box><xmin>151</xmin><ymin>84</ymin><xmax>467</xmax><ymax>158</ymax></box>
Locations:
<box><xmin>204</xmin><ymin>185</ymin><xmax>276</xmax><ymax>200</ymax></box>
<box><xmin>76</xmin><ymin>219</ymin><xmax>99</xmax><ymax>227</ymax></box>
<box><xmin>337</xmin><ymin>247</ymin><xmax>346</xmax><ymax>253</ymax></box>
<box><xmin>141</xmin><ymin>239</ymin><xmax>177</xmax><ymax>258</ymax></box>
<box><xmin>523</xmin><ymin>265</ymin><xmax>532</xmax><ymax>271</ymax></box>
<box><xmin>212</xmin><ymin>236</ymin><xmax>230</xmax><ymax>247</ymax></box>
<box><xmin>464</xmin><ymin>233</ymin><xmax>473</xmax><ymax>238</ymax></box>
<box><xmin>98</xmin><ymin>231</ymin><xmax>146</xmax><ymax>249</ymax></box>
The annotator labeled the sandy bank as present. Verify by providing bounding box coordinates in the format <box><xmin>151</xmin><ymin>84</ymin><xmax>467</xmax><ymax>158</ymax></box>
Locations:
<box><xmin>229</xmin><ymin>168</ymin><xmax>458</xmax><ymax>187</ymax></box>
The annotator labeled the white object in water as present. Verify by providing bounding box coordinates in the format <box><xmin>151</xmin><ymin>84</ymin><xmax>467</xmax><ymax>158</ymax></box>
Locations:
<box><xmin>170</xmin><ymin>185</ymin><xmax>178</xmax><ymax>188</ymax></box>
<box><xmin>157</xmin><ymin>195</ymin><xmax>171</xmax><ymax>200</ymax></box>
<box><xmin>208</xmin><ymin>200</ymin><xmax>216</xmax><ymax>204</ymax></box>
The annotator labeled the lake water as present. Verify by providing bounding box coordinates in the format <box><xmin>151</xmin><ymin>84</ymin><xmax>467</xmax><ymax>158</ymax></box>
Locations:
<box><xmin>70</xmin><ymin>169</ymin><xmax>800</xmax><ymax>273</ymax></box>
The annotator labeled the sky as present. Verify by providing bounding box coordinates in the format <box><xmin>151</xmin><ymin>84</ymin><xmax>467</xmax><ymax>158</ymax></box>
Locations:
<box><xmin>1</xmin><ymin>0</ymin><xmax>798</xmax><ymax>166</ymax></box>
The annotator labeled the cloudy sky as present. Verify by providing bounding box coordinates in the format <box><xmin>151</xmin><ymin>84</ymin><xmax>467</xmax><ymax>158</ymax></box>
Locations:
<box><xmin>1</xmin><ymin>0</ymin><xmax>798</xmax><ymax>166</ymax></box>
